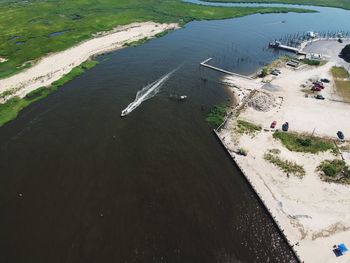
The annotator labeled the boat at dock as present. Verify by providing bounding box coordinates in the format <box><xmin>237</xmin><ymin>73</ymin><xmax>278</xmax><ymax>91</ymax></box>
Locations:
<box><xmin>269</xmin><ymin>41</ymin><xmax>302</xmax><ymax>54</ymax></box>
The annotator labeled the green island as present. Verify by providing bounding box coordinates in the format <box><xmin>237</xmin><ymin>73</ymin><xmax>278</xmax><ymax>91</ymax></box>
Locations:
<box><xmin>203</xmin><ymin>0</ymin><xmax>350</xmax><ymax>10</ymax></box>
<box><xmin>0</xmin><ymin>0</ymin><xmax>313</xmax><ymax>79</ymax></box>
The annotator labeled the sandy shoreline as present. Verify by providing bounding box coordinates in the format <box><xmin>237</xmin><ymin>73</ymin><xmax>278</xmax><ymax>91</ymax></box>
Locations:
<box><xmin>0</xmin><ymin>22</ymin><xmax>179</xmax><ymax>102</ymax></box>
<box><xmin>217</xmin><ymin>40</ymin><xmax>350</xmax><ymax>262</ymax></box>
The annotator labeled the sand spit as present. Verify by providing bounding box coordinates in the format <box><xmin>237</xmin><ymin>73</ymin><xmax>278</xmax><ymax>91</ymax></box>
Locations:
<box><xmin>218</xmin><ymin>40</ymin><xmax>350</xmax><ymax>262</ymax></box>
<box><xmin>0</xmin><ymin>22</ymin><xmax>179</xmax><ymax>102</ymax></box>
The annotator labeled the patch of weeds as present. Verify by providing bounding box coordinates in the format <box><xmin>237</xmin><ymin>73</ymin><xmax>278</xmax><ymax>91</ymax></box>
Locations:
<box><xmin>235</xmin><ymin>119</ymin><xmax>262</xmax><ymax>135</ymax></box>
<box><xmin>264</xmin><ymin>152</ymin><xmax>305</xmax><ymax>178</ymax></box>
<box><xmin>317</xmin><ymin>159</ymin><xmax>350</xmax><ymax>184</ymax></box>
<box><xmin>273</xmin><ymin>131</ymin><xmax>337</xmax><ymax>154</ymax></box>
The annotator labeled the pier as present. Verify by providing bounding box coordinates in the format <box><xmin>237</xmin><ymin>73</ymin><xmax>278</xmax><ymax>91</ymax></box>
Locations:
<box><xmin>200</xmin><ymin>58</ymin><xmax>253</xmax><ymax>80</ymax></box>
<box><xmin>269</xmin><ymin>41</ymin><xmax>306</xmax><ymax>55</ymax></box>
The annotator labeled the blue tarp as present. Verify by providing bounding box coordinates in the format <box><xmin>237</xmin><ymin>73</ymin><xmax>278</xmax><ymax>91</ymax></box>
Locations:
<box><xmin>338</xmin><ymin>243</ymin><xmax>348</xmax><ymax>254</ymax></box>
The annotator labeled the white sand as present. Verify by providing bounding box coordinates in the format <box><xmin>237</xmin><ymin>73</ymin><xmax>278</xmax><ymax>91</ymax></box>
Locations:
<box><xmin>219</xmin><ymin>41</ymin><xmax>350</xmax><ymax>262</ymax></box>
<box><xmin>0</xmin><ymin>22</ymin><xmax>179</xmax><ymax>101</ymax></box>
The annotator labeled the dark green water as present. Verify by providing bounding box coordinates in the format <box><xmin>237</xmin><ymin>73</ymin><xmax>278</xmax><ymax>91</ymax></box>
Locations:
<box><xmin>1</xmin><ymin>4</ymin><xmax>350</xmax><ymax>262</ymax></box>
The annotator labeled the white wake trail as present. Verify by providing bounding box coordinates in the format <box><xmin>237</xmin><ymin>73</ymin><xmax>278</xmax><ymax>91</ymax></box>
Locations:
<box><xmin>121</xmin><ymin>67</ymin><xmax>178</xmax><ymax>116</ymax></box>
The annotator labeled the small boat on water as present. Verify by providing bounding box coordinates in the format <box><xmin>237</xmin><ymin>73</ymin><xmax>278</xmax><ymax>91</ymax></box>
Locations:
<box><xmin>169</xmin><ymin>94</ymin><xmax>187</xmax><ymax>101</ymax></box>
<box><xmin>121</xmin><ymin>109</ymin><xmax>128</xmax><ymax>117</ymax></box>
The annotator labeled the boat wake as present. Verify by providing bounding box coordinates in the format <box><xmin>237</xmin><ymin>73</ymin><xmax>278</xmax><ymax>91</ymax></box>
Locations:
<box><xmin>121</xmin><ymin>67</ymin><xmax>178</xmax><ymax>117</ymax></box>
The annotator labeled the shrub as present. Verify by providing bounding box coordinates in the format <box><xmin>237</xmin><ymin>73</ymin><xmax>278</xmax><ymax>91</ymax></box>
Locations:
<box><xmin>318</xmin><ymin>159</ymin><xmax>349</xmax><ymax>178</ymax></box>
<box><xmin>260</xmin><ymin>67</ymin><xmax>269</xmax><ymax>77</ymax></box>
<box><xmin>322</xmin><ymin>165</ymin><xmax>337</xmax><ymax>177</ymax></box>
<box><xmin>238</xmin><ymin>148</ymin><xmax>248</xmax><ymax>156</ymax></box>
<box><xmin>301</xmin><ymin>59</ymin><xmax>321</xmax><ymax>66</ymax></box>
<box><xmin>297</xmin><ymin>138</ymin><xmax>312</xmax><ymax>147</ymax></box>
<box><xmin>340</xmin><ymin>44</ymin><xmax>350</xmax><ymax>62</ymax></box>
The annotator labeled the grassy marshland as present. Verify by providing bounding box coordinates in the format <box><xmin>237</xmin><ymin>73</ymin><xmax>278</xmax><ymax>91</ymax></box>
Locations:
<box><xmin>0</xmin><ymin>0</ymin><xmax>312</xmax><ymax>78</ymax></box>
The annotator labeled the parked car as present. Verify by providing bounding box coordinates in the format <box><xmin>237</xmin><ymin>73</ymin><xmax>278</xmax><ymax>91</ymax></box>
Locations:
<box><xmin>282</xmin><ymin>122</ymin><xmax>289</xmax><ymax>132</ymax></box>
<box><xmin>321</xmin><ymin>78</ymin><xmax>330</xmax><ymax>83</ymax></box>
<box><xmin>312</xmin><ymin>86</ymin><xmax>322</xmax><ymax>92</ymax></box>
<box><xmin>314</xmin><ymin>83</ymin><xmax>324</xmax><ymax>89</ymax></box>
<box><xmin>337</xmin><ymin>131</ymin><xmax>345</xmax><ymax>140</ymax></box>
<box><xmin>270</xmin><ymin>120</ymin><xmax>277</xmax><ymax>129</ymax></box>
<box><xmin>316</xmin><ymin>94</ymin><xmax>325</xmax><ymax>100</ymax></box>
<box><xmin>271</xmin><ymin>70</ymin><xmax>280</xmax><ymax>76</ymax></box>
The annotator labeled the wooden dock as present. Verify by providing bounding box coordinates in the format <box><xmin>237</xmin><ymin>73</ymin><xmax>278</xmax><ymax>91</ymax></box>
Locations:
<box><xmin>200</xmin><ymin>58</ymin><xmax>253</xmax><ymax>80</ymax></box>
<box><xmin>269</xmin><ymin>42</ymin><xmax>306</xmax><ymax>55</ymax></box>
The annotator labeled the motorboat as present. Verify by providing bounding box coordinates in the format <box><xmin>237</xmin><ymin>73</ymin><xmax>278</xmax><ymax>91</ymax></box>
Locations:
<box><xmin>121</xmin><ymin>109</ymin><xmax>128</xmax><ymax>117</ymax></box>
<box><xmin>179</xmin><ymin>95</ymin><xmax>187</xmax><ymax>100</ymax></box>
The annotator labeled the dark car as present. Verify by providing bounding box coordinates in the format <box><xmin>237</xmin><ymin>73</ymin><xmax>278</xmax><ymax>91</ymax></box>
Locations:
<box><xmin>282</xmin><ymin>122</ymin><xmax>289</xmax><ymax>132</ymax></box>
<box><xmin>337</xmin><ymin>131</ymin><xmax>345</xmax><ymax>140</ymax></box>
<box><xmin>314</xmin><ymin>83</ymin><xmax>324</xmax><ymax>89</ymax></box>
<box><xmin>316</xmin><ymin>94</ymin><xmax>325</xmax><ymax>100</ymax></box>
<box><xmin>312</xmin><ymin>86</ymin><xmax>322</xmax><ymax>92</ymax></box>
<box><xmin>321</xmin><ymin>78</ymin><xmax>330</xmax><ymax>83</ymax></box>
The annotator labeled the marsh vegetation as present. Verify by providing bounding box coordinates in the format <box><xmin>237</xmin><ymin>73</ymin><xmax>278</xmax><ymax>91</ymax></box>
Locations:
<box><xmin>206</xmin><ymin>104</ymin><xmax>228</xmax><ymax>126</ymax></box>
<box><xmin>0</xmin><ymin>0</ymin><xmax>311</xmax><ymax>78</ymax></box>
<box><xmin>0</xmin><ymin>60</ymin><xmax>98</xmax><ymax>127</ymax></box>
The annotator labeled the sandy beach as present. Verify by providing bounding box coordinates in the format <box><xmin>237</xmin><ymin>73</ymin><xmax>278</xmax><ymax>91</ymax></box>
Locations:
<box><xmin>0</xmin><ymin>22</ymin><xmax>179</xmax><ymax>102</ymax></box>
<box><xmin>218</xmin><ymin>40</ymin><xmax>350</xmax><ymax>262</ymax></box>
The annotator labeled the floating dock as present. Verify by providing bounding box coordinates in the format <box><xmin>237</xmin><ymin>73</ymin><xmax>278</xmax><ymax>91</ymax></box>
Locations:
<box><xmin>200</xmin><ymin>58</ymin><xmax>253</xmax><ymax>80</ymax></box>
<box><xmin>269</xmin><ymin>41</ymin><xmax>306</xmax><ymax>55</ymax></box>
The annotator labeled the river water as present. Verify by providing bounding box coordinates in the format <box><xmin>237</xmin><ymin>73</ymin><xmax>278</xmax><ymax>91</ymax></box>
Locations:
<box><xmin>0</xmin><ymin>2</ymin><xmax>350</xmax><ymax>263</ymax></box>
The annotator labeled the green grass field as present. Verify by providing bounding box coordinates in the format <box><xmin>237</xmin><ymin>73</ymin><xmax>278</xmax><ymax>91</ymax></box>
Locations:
<box><xmin>331</xmin><ymin>66</ymin><xmax>350</xmax><ymax>102</ymax></box>
<box><xmin>203</xmin><ymin>0</ymin><xmax>350</xmax><ymax>10</ymax></box>
<box><xmin>0</xmin><ymin>0</ymin><xmax>312</xmax><ymax>78</ymax></box>
<box><xmin>273</xmin><ymin>131</ymin><xmax>337</xmax><ymax>154</ymax></box>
